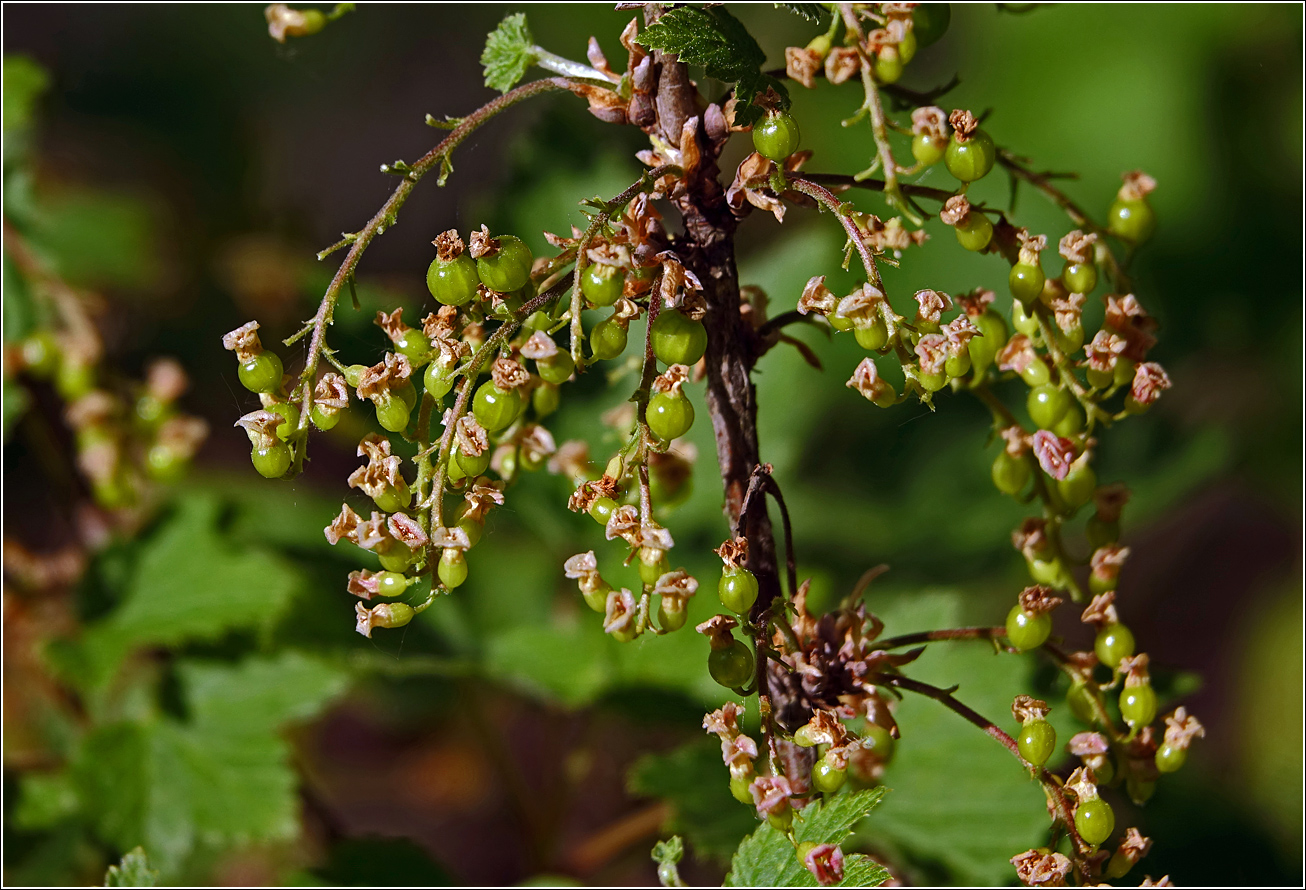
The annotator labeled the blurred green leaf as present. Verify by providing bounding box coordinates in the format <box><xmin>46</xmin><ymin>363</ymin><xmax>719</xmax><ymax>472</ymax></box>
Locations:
<box><xmin>629</xmin><ymin>739</ymin><xmax>757</xmax><ymax>863</ymax></box>
<box><xmin>73</xmin><ymin>653</ymin><xmax>347</xmax><ymax>876</ymax></box>
<box><xmin>481</xmin><ymin>13</ymin><xmax>535</xmax><ymax>93</ymax></box>
<box><xmin>725</xmin><ymin>788</ymin><xmax>888</xmax><ymax>887</ymax></box>
<box><xmin>483</xmin><ymin>620</ymin><xmax>612</xmax><ymax>707</ymax></box>
<box><xmin>3</xmin><ymin>54</ymin><xmax>50</xmax><ymax>136</ymax></box>
<box><xmin>60</xmin><ymin>494</ymin><xmax>302</xmax><ymax>691</ymax></box>
<box><xmin>859</xmin><ymin>592</ymin><xmax>1051</xmax><ymax>885</ymax></box>
<box><xmin>4</xmin><ymin>375</ymin><xmax>30</xmax><ymax>439</ymax></box>
<box><xmin>30</xmin><ymin>188</ymin><xmax>162</xmax><ymax>290</ymax></box>
<box><xmin>14</xmin><ymin>770</ymin><xmax>80</xmax><ymax>830</ymax></box>
<box><xmin>104</xmin><ymin>847</ymin><xmax>159</xmax><ymax>887</ymax></box>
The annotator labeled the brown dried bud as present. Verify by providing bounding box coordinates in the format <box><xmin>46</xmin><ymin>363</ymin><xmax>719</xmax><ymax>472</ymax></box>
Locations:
<box><xmin>696</xmin><ymin>614</ymin><xmax>739</xmax><ymax>649</ymax></box>
<box><xmin>803</xmin><ymin>844</ymin><xmax>845</xmax><ymax>887</ymax></box>
<box><xmin>825</xmin><ymin>47</ymin><xmax>859</xmax><ymax>84</ymax></box>
<box><xmin>652</xmin><ymin>363</ymin><xmax>690</xmax><ymax>395</ymax></box>
<box><xmin>1031</xmin><ymin>430</ymin><xmax>1077</xmax><ymax>481</ymax></box>
<box><xmin>1017</xmin><ymin>584</ymin><xmax>1063</xmax><ymax>616</ymax></box>
<box><xmin>915</xmin><ymin>334</ymin><xmax>948</xmax><ymax>376</ymax></box>
<box><xmin>1118</xmin><ymin>653</ymin><xmax>1151</xmax><ymax>687</ymax></box>
<box><xmin>785</xmin><ymin>46</ymin><xmax>822</xmax><ymax>89</ymax></box>
<box><xmin>433</xmin><ymin>229</ymin><xmax>465</xmax><ymax>262</ymax></box>
<box><xmin>1010</xmin><ymin>849</ymin><xmax>1072</xmax><ymax>887</ymax></box>
<box><xmin>948</xmin><ymin>109</ymin><xmax>979</xmax><ymax>142</ymax></box>
<box><xmin>602</xmin><ymin>587</ymin><xmax>638</xmax><ymax>636</ymax></box>
<box><xmin>911</xmin><ymin>105</ymin><xmax>948</xmax><ymax>140</ymax></box>
<box><xmin>714</xmin><ymin>536</ymin><xmax>749</xmax><ymax>570</ymax></box>
<box><xmin>1130</xmin><ymin>362</ymin><xmax>1171</xmax><ymax>407</ymax></box>
<box><xmin>1081</xmin><ymin>591</ymin><xmax>1121</xmax><ymax>629</ymax></box>
<box><xmin>519</xmin><ymin>331</ymin><xmax>559</xmax><ymax>361</ymax></box>
<box><xmin>222</xmin><ymin>321</ymin><xmax>264</xmax><ymax>361</ymax></box>
<box><xmin>996</xmin><ymin>333</ymin><xmax>1039</xmax><ymax>375</ymax></box>
<box><xmin>1058</xmin><ymin>229</ymin><xmax>1098</xmax><ymax>265</ymax></box>
<box><xmin>798</xmin><ymin>275</ymin><xmax>837</xmax><ymax>316</ymax></box>
<box><xmin>748</xmin><ymin>775</ymin><xmax>792</xmax><ymax>818</ymax></box>
<box><xmin>1050</xmin><ymin>292</ymin><xmax>1086</xmax><ymax>334</ymax></box>
<box><xmin>1118</xmin><ymin>170</ymin><xmax>1157</xmax><ymax>202</ymax></box>
<box><xmin>1090</xmin><ymin>544</ymin><xmax>1130</xmax><ymax>583</ymax></box>
<box><xmin>566</xmin><ymin>475</ymin><xmax>618</xmax><ymax>514</ymax></box>
<box><xmin>1012</xmin><ymin>519</ymin><xmax>1049</xmax><ymax>560</ymax></box>
<box><xmin>1012</xmin><ymin>694</ymin><xmax>1052</xmax><ymax>724</ymax></box>
<box><xmin>491</xmin><ymin>356</ymin><xmax>530</xmax><ymax>391</ymax></box>
<box><xmin>467</xmin><ymin>225</ymin><xmax>498</xmax><ymax>259</ymax></box>
<box><xmin>1086</xmin><ymin>330</ymin><xmax>1127</xmax><ymax>374</ymax></box>
<box><xmin>356</xmin><ymin>353</ymin><xmax>412</xmax><ymax>401</ymax></box>
<box><xmin>939</xmin><ymin>194</ymin><xmax>972</xmax><ymax>227</ymax></box>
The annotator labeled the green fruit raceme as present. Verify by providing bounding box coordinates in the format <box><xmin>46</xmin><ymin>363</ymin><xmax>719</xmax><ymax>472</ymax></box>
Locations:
<box><xmin>647</xmin><ymin>391</ymin><xmax>694</xmax><ymax>441</ymax></box>
<box><xmin>472</xmin><ymin>381</ymin><xmax>523</xmax><ymax>431</ymax></box>
<box><xmin>651</xmin><ymin>310</ymin><xmax>708</xmax><ymax>366</ymax></box>
<box><xmin>476</xmin><ymin>234</ymin><xmax>533</xmax><ymax>293</ymax></box>
<box><xmin>945</xmin><ymin>129</ymin><xmax>995</xmax><ymax>182</ymax></box>
<box><xmin>1017</xmin><ymin>719</ymin><xmax>1056</xmax><ymax>766</ymax></box>
<box><xmin>752</xmin><ymin>111</ymin><xmax>801</xmax><ymax>161</ymax></box>
<box><xmin>1006</xmin><ymin>605</ymin><xmax>1051</xmax><ymax>651</ymax></box>
<box><xmin>719</xmin><ymin>566</ymin><xmax>759</xmax><ymax>614</ymax></box>
<box><xmin>1075</xmin><ymin>797</ymin><xmax>1115</xmax><ymax>846</ymax></box>
<box><xmin>239</xmin><ymin>352</ymin><xmax>284</xmax><ymax>394</ymax></box>
<box><xmin>708</xmin><ymin>639</ymin><xmax>755</xmax><ymax>688</ymax></box>
<box><xmin>251</xmin><ymin>442</ymin><xmax>292</xmax><ymax>479</ymax></box>
<box><xmin>581</xmin><ymin>264</ymin><xmax>626</xmax><ymax>307</ymax></box>
<box><xmin>427</xmin><ymin>253</ymin><xmax>481</xmax><ymax>306</ymax></box>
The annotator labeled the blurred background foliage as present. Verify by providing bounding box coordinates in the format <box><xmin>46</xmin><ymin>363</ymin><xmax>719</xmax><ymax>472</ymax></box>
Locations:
<box><xmin>2</xmin><ymin>3</ymin><xmax>1300</xmax><ymax>886</ymax></box>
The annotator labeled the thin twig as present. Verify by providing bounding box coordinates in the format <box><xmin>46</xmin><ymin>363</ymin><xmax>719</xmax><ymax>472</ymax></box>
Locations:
<box><xmin>875</xmin><ymin>626</ymin><xmax>1007</xmax><ymax>650</ymax></box>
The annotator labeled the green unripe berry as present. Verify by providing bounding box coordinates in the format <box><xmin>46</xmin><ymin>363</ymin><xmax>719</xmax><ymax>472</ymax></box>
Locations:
<box><xmin>1052</xmin><ymin>402</ymin><xmax>1085</xmax><ymax>438</ymax></box>
<box><xmin>396</xmin><ymin>381</ymin><xmax>418</xmax><ymax>411</ymax></box>
<box><xmin>582</xmin><ymin>581</ymin><xmax>611</xmax><ymax>614</ymax></box>
<box><xmin>897</xmin><ymin>28</ymin><xmax>917</xmax><ymax>64</ymax></box>
<box><xmin>719</xmin><ymin>566</ymin><xmax>759</xmax><ymax>614</ymax></box>
<box><xmin>454</xmin><ymin>443</ymin><xmax>490</xmax><ymax>478</ymax></box>
<box><xmin>1067</xmin><ymin>682</ymin><xmax>1098</xmax><ymax>724</ymax></box>
<box><xmin>374</xmin><ymin>396</ymin><xmax>410</xmax><ymax>433</ymax></box>
<box><xmin>590</xmin><ymin>317</ymin><xmax>628</xmax><ymax>361</ymax></box>
<box><xmin>238</xmin><ymin>352</ymin><xmax>284</xmax><ymax>394</ymax></box>
<box><xmin>146</xmin><ymin>444</ymin><xmax>185</xmax><ymax>482</ymax></box>
<box><xmin>992</xmin><ymin>450</ymin><xmax>1030</xmax><ymax>496</ymax></box>
<box><xmin>1127</xmin><ymin>778</ymin><xmax>1156</xmax><ymax>804</ymax></box>
<box><xmin>457</xmin><ymin>512</ymin><xmax>484</xmax><ymax>548</ymax></box>
<box><xmin>589</xmin><ymin>496</ymin><xmax>618</xmax><ymax>525</ymax></box>
<box><xmin>752</xmin><ymin>111</ymin><xmax>801</xmax><ymax>162</ymax></box>
<box><xmin>266</xmin><ymin>401</ymin><xmax>299</xmax><ymax>441</ymax></box>
<box><xmin>373</xmin><ymin>478</ymin><xmax>413</xmax><ymax>514</ymax></box>
<box><xmin>536</xmin><ymin>351</ymin><xmax>575</xmax><ymax>385</ymax></box>
<box><xmin>1027</xmin><ymin>384</ymin><xmax>1071</xmax><ymax>430</ymax></box>
<box><xmin>423</xmin><ymin>362</ymin><xmax>456</xmax><ymax>401</ymax></box>
<box><xmin>1119</xmin><ymin>683</ymin><xmax>1157</xmax><ymax>730</ymax></box>
<box><xmin>651</xmin><ymin>310</ymin><xmax>708</xmax><ymax>367</ymax></box>
<box><xmin>581</xmin><ymin>264</ymin><xmax>626</xmax><ymax>307</ymax></box>
<box><xmin>708</xmin><ymin>639</ymin><xmax>755</xmax><ymax>688</ymax></box>
<box><xmin>812</xmin><ymin>758</ymin><xmax>846</xmax><ymax>793</ymax></box>
<box><xmin>729</xmin><ymin>773</ymin><xmax>753</xmax><ymax>804</ymax></box>
<box><xmin>532</xmin><ymin>381</ymin><xmax>560</xmax><ymax>417</ymax></box>
<box><xmin>376</xmin><ymin>571</ymin><xmax>411</xmax><ymax>598</ymax></box>
<box><xmin>863</xmin><ymin>724</ymin><xmax>895</xmax><ymax>762</ymax></box>
<box><xmin>1057</xmin><ymin>463</ymin><xmax>1096</xmax><ymax>509</ymax></box>
<box><xmin>1009</xmin><ymin>262</ymin><xmax>1046</xmax><ymax>308</ymax></box>
<box><xmin>1107</xmin><ymin>199</ymin><xmax>1155</xmax><ymax>244</ymax></box>
<box><xmin>647</xmin><ymin>391</ymin><xmax>694</xmax><ymax>442</ymax></box>
<box><xmin>912</xmin><ymin>3</ymin><xmax>951</xmax><ymax>46</ymax></box>
<box><xmin>475</xmin><ymin>234</ymin><xmax>533</xmax><ymax>293</ymax></box>
<box><xmin>945</xmin><ymin>129</ymin><xmax>995</xmax><ymax>183</ymax></box>
<box><xmin>968</xmin><ymin>310</ymin><xmax>1007</xmax><ymax>376</ymax></box>
<box><xmin>917</xmin><ymin>368</ymin><xmax>947</xmax><ymax>392</ymax></box>
<box><xmin>1011</xmin><ymin>299</ymin><xmax>1040</xmax><ymax>337</ymax></box>
<box><xmin>1155</xmin><ymin>742</ymin><xmax>1186</xmax><ymax>774</ymax></box>
<box><xmin>472</xmin><ymin>381</ymin><xmax>523</xmax><ymax>431</ymax></box>
<box><xmin>1094</xmin><ymin>623</ymin><xmax>1135</xmax><ymax>669</ymax></box>
<box><xmin>1027</xmin><ymin>555</ymin><xmax>1066</xmax><ymax>588</ymax></box>
<box><xmin>1063</xmin><ymin>261</ymin><xmax>1098</xmax><ymax>295</ymax></box>
<box><xmin>1089</xmin><ymin>571</ymin><xmax>1118</xmax><ymax>596</ymax></box>
<box><xmin>912</xmin><ymin>133</ymin><xmax>948</xmax><ymax>167</ymax></box>
<box><xmin>251</xmin><ymin>442</ymin><xmax>292</xmax><ymax>479</ymax></box>
<box><xmin>1006</xmin><ymin>605</ymin><xmax>1051</xmax><ymax>651</ymax></box>
<box><xmin>658</xmin><ymin>597</ymin><xmax>688</xmax><ymax>632</ymax></box>
<box><xmin>438</xmin><ymin>548</ymin><xmax>469</xmax><ymax>589</ymax></box>
<box><xmin>826</xmin><ymin>311</ymin><xmax>853</xmax><ymax>332</ymax></box>
<box><xmin>854</xmin><ymin>317</ymin><xmax>888</xmax><ymax>351</ymax></box>
<box><xmin>1017</xmin><ymin>719</ymin><xmax>1056</xmax><ymax>767</ymax></box>
<box><xmin>1074</xmin><ymin>797</ymin><xmax>1115</xmax><ymax>846</ymax></box>
<box><xmin>944</xmin><ymin>349</ymin><xmax>972</xmax><ymax>379</ymax></box>
<box><xmin>426</xmin><ymin>252</ymin><xmax>480</xmax><ymax>306</ymax></box>
<box><xmin>871</xmin><ymin>46</ymin><xmax>904</xmax><ymax>84</ymax></box>
<box><xmin>767</xmin><ymin>806</ymin><xmax>793</xmax><ymax>832</ymax></box>
<box><xmin>639</xmin><ymin>552</ymin><xmax>670</xmax><ymax>586</ymax></box>
<box><xmin>311</xmin><ymin>404</ymin><xmax>343</xmax><ymax>431</ymax></box>
<box><xmin>955</xmin><ymin>212</ymin><xmax>994</xmax><ymax>251</ymax></box>
<box><xmin>378</xmin><ymin>547</ymin><xmax>418</xmax><ymax>573</ymax></box>
<box><xmin>1019</xmin><ymin>357</ymin><xmax>1051</xmax><ymax>388</ymax></box>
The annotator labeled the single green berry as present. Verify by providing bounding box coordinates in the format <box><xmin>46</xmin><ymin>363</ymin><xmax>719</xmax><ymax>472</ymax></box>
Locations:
<box><xmin>1063</xmin><ymin>261</ymin><xmax>1098</xmax><ymax>295</ymax></box>
<box><xmin>826</xmin><ymin>311</ymin><xmax>853</xmax><ymax>332</ymax></box>
<box><xmin>373</xmin><ymin>478</ymin><xmax>413</xmax><ymax>514</ymax></box>
<box><xmin>1028</xmin><ymin>555</ymin><xmax>1067</xmax><ymax>588</ymax></box>
<box><xmin>454</xmin><ymin>443</ymin><xmax>490</xmax><ymax>478</ymax></box>
<box><xmin>863</xmin><ymin>724</ymin><xmax>896</xmax><ymax>762</ymax></box>
<box><xmin>647</xmin><ymin>391</ymin><xmax>694</xmax><ymax>442</ymax></box>
<box><xmin>897</xmin><ymin>27</ymin><xmax>918</xmax><ymax>63</ymax></box>
<box><xmin>589</xmin><ymin>496</ymin><xmax>618</xmax><ymax>525</ymax></box>
<box><xmin>378</xmin><ymin>546</ymin><xmax>418</xmax><ymax>573</ymax></box>
<box><xmin>1027</xmin><ymin>384</ymin><xmax>1071</xmax><ymax>429</ymax></box>
<box><xmin>1054</xmin><ymin>324</ymin><xmax>1085</xmax><ymax>356</ymax></box>
<box><xmin>955</xmin><ymin>212</ymin><xmax>994</xmax><ymax>251</ymax></box>
<box><xmin>767</xmin><ymin>806</ymin><xmax>793</xmax><ymax>832</ymax></box>
<box><xmin>658</xmin><ymin>597</ymin><xmax>688</xmax><ymax>632</ymax></box>
<box><xmin>812</xmin><ymin>758</ymin><xmax>846</xmax><ymax>794</ymax></box>
<box><xmin>752</xmin><ymin>111</ymin><xmax>801</xmax><ymax>162</ymax></box>
<box><xmin>918</xmin><ymin>368</ymin><xmax>947</xmax><ymax>392</ymax></box>
<box><xmin>912</xmin><ymin>133</ymin><xmax>948</xmax><ymax>167</ymax></box>
<box><xmin>1009</xmin><ymin>262</ymin><xmax>1046</xmax><ymax>307</ymax></box>
<box><xmin>532</xmin><ymin>382</ymin><xmax>560</xmax><ymax>417</ymax></box>
<box><xmin>1074</xmin><ymin>797</ymin><xmax>1115</xmax><ymax>846</ymax></box>
<box><xmin>427</xmin><ymin>253</ymin><xmax>480</xmax><ymax>306</ymax></box>
<box><xmin>1017</xmin><ymin>719</ymin><xmax>1057</xmax><ymax>767</ymax></box>
<box><xmin>1057</xmin><ymin>462</ymin><xmax>1096</xmax><ymax>509</ymax></box>
<box><xmin>651</xmin><ymin>310</ymin><xmax>708</xmax><ymax>367</ymax></box>
<box><xmin>968</xmin><ymin>310</ymin><xmax>1007</xmax><ymax>376</ymax></box>
<box><xmin>1127</xmin><ymin>778</ymin><xmax>1156</xmax><ymax>804</ymax></box>
<box><xmin>473</xmin><ymin>381</ymin><xmax>523</xmax><ymax>431</ymax></box>
<box><xmin>912</xmin><ymin>3</ymin><xmax>951</xmax><ymax>46</ymax></box>
<box><xmin>457</xmin><ymin>512</ymin><xmax>484</xmax><ymax>548</ymax></box>
<box><xmin>582</xmin><ymin>581</ymin><xmax>611</xmax><ymax>614</ymax></box>
<box><xmin>1107</xmin><ymin>199</ymin><xmax>1155</xmax><ymax>244</ymax></box>
<box><xmin>424</xmin><ymin>362</ymin><xmax>456</xmax><ymax>400</ymax></box>
<box><xmin>872</xmin><ymin>46</ymin><xmax>904</xmax><ymax>84</ymax></box>
<box><xmin>719</xmin><ymin>566</ymin><xmax>760</xmax><ymax>614</ymax></box>
<box><xmin>475</xmin><ymin>234</ymin><xmax>533</xmax><ymax>293</ymax></box>
<box><xmin>945</xmin><ymin>129</ymin><xmax>996</xmax><ymax>183</ymax></box>
<box><xmin>374</xmin><ymin>396</ymin><xmax>410</xmax><ymax>433</ymax></box>
<box><xmin>438</xmin><ymin>548</ymin><xmax>469</xmax><ymax>589</ymax></box>
<box><xmin>1094</xmin><ymin>623</ymin><xmax>1135</xmax><ymax>669</ymax></box>
<box><xmin>1119</xmin><ymin>683</ymin><xmax>1157</xmax><ymax>730</ymax></box>
<box><xmin>854</xmin><ymin>317</ymin><xmax>888</xmax><ymax>351</ymax></box>
<box><xmin>708</xmin><ymin>639</ymin><xmax>755</xmax><ymax>688</ymax></box>
<box><xmin>266</xmin><ymin>401</ymin><xmax>300</xmax><ymax>441</ymax></box>
<box><xmin>992</xmin><ymin>450</ymin><xmax>1031</xmax><ymax>497</ymax></box>
<box><xmin>1019</xmin><ymin>357</ymin><xmax>1051</xmax><ymax>388</ymax></box>
<box><xmin>1006</xmin><ymin>605</ymin><xmax>1051</xmax><ymax>651</ymax></box>
<box><xmin>238</xmin><ymin>352</ymin><xmax>284</xmax><ymax>394</ymax></box>
<box><xmin>396</xmin><ymin>381</ymin><xmax>418</xmax><ymax>411</ymax></box>
<box><xmin>1010</xmin><ymin>299</ymin><xmax>1040</xmax><ymax>337</ymax></box>
<box><xmin>1052</xmin><ymin>402</ymin><xmax>1085</xmax><ymax>438</ymax></box>
<box><xmin>581</xmin><ymin>264</ymin><xmax>626</xmax><ymax>307</ymax></box>
<box><xmin>729</xmin><ymin>773</ymin><xmax>753</xmax><ymax>804</ymax></box>
<box><xmin>590</xmin><ymin>317</ymin><xmax>628</xmax><ymax>361</ymax></box>
<box><xmin>1067</xmin><ymin>682</ymin><xmax>1098</xmax><ymax>724</ymax></box>
<box><xmin>311</xmin><ymin>404</ymin><xmax>343</xmax><ymax>431</ymax></box>
<box><xmin>251</xmin><ymin>442</ymin><xmax>292</xmax><ymax>479</ymax></box>
<box><xmin>1155</xmin><ymin>742</ymin><xmax>1187</xmax><ymax>774</ymax></box>
<box><xmin>944</xmin><ymin>350</ymin><xmax>972</xmax><ymax>379</ymax></box>
<box><xmin>375</xmin><ymin>571</ymin><xmax>411</xmax><ymax>597</ymax></box>
<box><xmin>639</xmin><ymin>553</ymin><xmax>670</xmax><ymax>586</ymax></box>
<box><xmin>343</xmin><ymin>364</ymin><xmax>368</xmax><ymax>388</ymax></box>
<box><xmin>537</xmin><ymin>351</ymin><xmax>575</xmax><ymax>386</ymax></box>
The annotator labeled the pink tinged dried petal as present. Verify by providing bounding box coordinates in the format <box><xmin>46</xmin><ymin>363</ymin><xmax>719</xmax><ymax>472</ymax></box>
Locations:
<box><xmin>834</xmin><ymin>284</ymin><xmax>884</xmax><ymax>320</ymax></box>
<box><xmin>913</xmin><ymin>289</ymin><xmax>953</xmax><ymax>324</ymax></box>
<box><xmin>911</xmin><ymin>105</ymin><xmax>948</xmax><ymax>139</ymax></box>
<box><xmin>347</xmin><ymin>569</ymin><xmax>382</xmax><ymax>601</ymax></box>
<box><xmin>455</xmin><ymin>414</ymin><xmax>489</xmax><ymax>457</ymax></box>
<box><xmin>1031</xmin><ymin>430</ymin><xmax>1077</xmax><ymax>481</ymax></box>
<box><xmin>804</xmin><ymin>844</ymin><xmax>845</xmax><ymax>886</ymax></box>
<box><xmin>388</xmin><ymin>513</ymin><xmax>429</xmax><ymax>549</ymax></box>
<box><xmin>375</xmin><ymin>308</ymin><xmax>410</xmax><ymax>344</ymax></box>
<box><xmin>939</xmin><ymin>194</ymin><xmax>971</xmax><ymax>227</ymax></box>
<box><xmin>996</xmin><ymin>333</ymin><xmax>1037</xmax><ymax>374</ymax></box>
<box><xmin>1105</xmin><ymin>293</ymin><xmax>1148</xmax><ymax>330</ymax></box>
<box><xmin>491</xmin><ymin>356</ymin><xmax>530</xmax><ymax>391</ymax></box>
<box><xmin>638</xmin><ymin>523</ymin><xmax>675</xmax><ymax>553</ymax></box>
<box><xmin>785</xmin><ymin>46</ymin><xmax>822</xmax><ymax>89</ymax></box>
<box><xmin>464</xmin><ymin>480</ymin><xmax>505</xmax><ymax>520</ymax></box>
<box><xmin>748</xmin><ymin>775</ymin><xmax>792</xmax><ymax>818</ymax></box>
<box><xmin>957</xmin><ymin>287</ymin><xmax>996</xmax><ymax>317</ymax></box>
<box><xmin>605</xmin><ymin>504</ymin><xmax>640</xmax><ymax>542</ymax></box>
<box><xmin>1081</xmin><ymin>591</ymin><xmax>1120</xmax><ymax>629</ymax></box>
<box><xmin>1012</xmin><ymin>519</ymin><xmax>1048</xmax><ymax>560</ymax></box>
<box><xmin>1131</xmin><ymin>362</ymin><xmax>1171</xmax><ymax>406</ymax></box>
<box><xmin>653</xmin><ymin>569</ymin><xmax>698</xmax><ymax>602</ymax></box>
<box><xmin>602</xmin><ymin>587</ymin><xmax>638</xmax><ymax>635</ymax></box>
<box><xmin>1162</xmin><ymin>707</ymin><xmax>1205</xmax><ymax>750</ymax></box>
<box><xmin>1116</xmin><ymin>827</ymin><xmax>1153</xmax><ymax>865</ymax></box>
<box><xmin>825</xmin><ymin>47</ymin><xmax>859</xmax><ymax>84</ymax></box>
<box><xmin>1058</xmin><ymin>229</ymin><xmax>1098</xmax><ymax>265</ymax></box>
<box><xmin>798</xmin><ymin>275</ymin><xmax>837</xmax><ymax>316</ymax></box>
<box><xmin>1119</xmin><ymin>170</ymin><xmax>1157</xmax><ymax>201</ymax></box>
<box><xmin>428</xmin><ymin>525</ymin><xmax>469</xmax><ymax>550</ymax></box>
<box><xmin>915</xmin><ymin>334</ymin><xmax>948</xmax><ymax>376</ymax></box>
<box><xmin>1090</xmin><ymin>544</ymin><xmax>1130</xmax><ymax>580</ymax></box>
<box><xmin>1118</xmin><ymin>652</ymin><xmax>1151</xmax><ymax>686</ymax></box>
<box><xmin>235</xmin><ymin>409</ymin><xmax>284</xmax><ymax>449</ymax></box>
<box><xmin>653</xmin><ymin>363</ymin><xmax>691</xmax><ymax>395</ymax></box>
<box><xmin>1001</xmin><ymin>425</ymin><xmax>1030</xmax><ymax>457</ymax></box>
<box><xmin>724</xmin><ymin>734</ymin><xmax>759</xmax><ymax>773</ymax></box>
<box><xmin>1050</xmin><ymin>292</ymin><xmax>1086</xmax><ymax>333</ymax></box>
<box><xmin>1139</xmin><ymin>876</ymin><xmax>1174</xmax><ymax>887</ymax></box>
<box><xmin>703</xmin><ymin>701</ymin><xmax>744</xmax><ymax>739</ymax></box>
<box><xmin>714</xmin><ymin>536</ymin><xmax>749</xmax><ymax>569</ymax></box>
<box><xmin>519</xmin><ymin>331</ymin><xmax>559</xmax><ymax>361</ymax></box>
<box><xmin>355</xmin><ymin>512</ymin><xmax>390</xmax><ymax>552</ymax></box>
<box><xmin>564</xmin><ymin>551</ymin><xmax>599</xmax><ymax>579</ymax></box>
<box><xmin>847</xmin><ymin>358</ymin><xmax>893</xmax><ymax>404</ymax></box>
<box><xmin>1068</xmin><ymin>731</ymin><xmax>1110</xmax><ymax>757</ymax></box>
<box><xmin>145</xmin><ymin>358</ymin><xmax>188</xmax><ymax>402</ymax></box>
<box><xmin>1085</xmin><ymin>330</ymin><xmax>1127</xmax><ymax>372</ymax></box>
<box><xmin>942</xmin><ymin>315</ymin><xmax>980</xmax><ymax>354</ymax></box>
<box><xmin>222</xmin><ymin>320</ymin><xmax>263</xmax><ymax>360</ymax></box>
<box><xmin>325</xmin><ymin>503</ymin><xmax>362</xmax><ymax>545</ymax></box>
<box><xmin>354</xmin><ymin>602</ymin><xmax>377</xmax><ymax>637</ymax></box>
<box><xmin>1010</xmin><ymin>849</ymin><xmax>1072</xmax><ymax>887</ymax></box>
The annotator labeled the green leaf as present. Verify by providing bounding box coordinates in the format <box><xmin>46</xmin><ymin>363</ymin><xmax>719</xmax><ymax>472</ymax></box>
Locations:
<box><xmin>481</xmin><ymin>13</ymin><xmax>536</xmax><ymax>93</ymax></box>
<box><xmin>73</xmin><ymin>653</ymin><xmax>348</xmax><ymax>876</ymax></box>
<box><xmin>652</xmin><ymin>835</ymin><xmax>685</xmax><ymax>866</ymax></box>
<box><xmin>776</xmin><ymin>3</ymin><xmax>828</xmax><ymax>23</ymax></box>
<box><xmin>104</xmin><ymin>847</ymin><xmax>158</xmax><ymax>887</ymax></box>
<box><xmin>3</xmin><ymin>54</ymin><xmax>50</xmax><ymax>136</ymax></box>
<box><xmin>725</xmin><ymin>788</ymin><xmax>889</xmax><ymax>887</ymax></box>
<box><xmin>29</xmin><ymin>188</ymin><xmax>162</xmax><ymax>291</ymax></box>
<box><xmin>64</xmin><ymin>494</ymin><xmax>302</xmax><ymax>690</ymax></box>
<box><xmin>14</xmin><ymin>770</ymin><xmax>80</xmax><ymax>830</ymax></box>
<box><xmin>629</xmin><ymin>740</ymin><xmax>758</xmax><ymax>863</ymax></box>
<box><xmin>859</xmin><ymin>592</ymin><xmax>1055</xmax><ymax>885</ymax></box>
